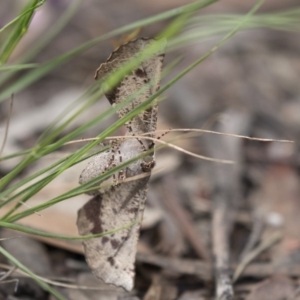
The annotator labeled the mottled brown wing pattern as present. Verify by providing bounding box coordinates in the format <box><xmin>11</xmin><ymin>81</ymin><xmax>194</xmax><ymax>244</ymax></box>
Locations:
<box><xmin>77</xmin><ymin>145</ymin><xmax>149</xmax><ymax>291</ymax></box>
<box><xmin>95</xmin><ymin>38</ymin><xmax>165</xmax><ymax>140</ymax></box>
<box><xmin>77</xmin><ymin>188</ymin><xmax>147</xmax><ymax>291</ymax></box>
<box><xmin>77</xmin><ymin>138</ymin><xmax>151</xmax><ymax>291</ymax></box>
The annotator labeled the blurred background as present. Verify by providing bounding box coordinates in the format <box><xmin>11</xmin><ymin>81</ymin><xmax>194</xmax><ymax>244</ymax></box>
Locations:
<box><xmin>1</xmin><ymin>1</ymin><xmax>300</xmax><ymax>299</ymax></box>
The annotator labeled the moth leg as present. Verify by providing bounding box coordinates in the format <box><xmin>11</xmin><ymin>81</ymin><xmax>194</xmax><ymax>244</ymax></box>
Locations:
<box><xmin>104</xmin><ymin>140</ymin><xmax>119</xmax><ymax>169</ymax></box>
<box><xmin>156</xmin><ymin>128</ymin><xmax>171</xmax><ymax>140</ymax></box>
<box><xmin>140</xmin><ymin>129</ymin><xmax>172</xmax><ymax>172</ymax></box>
<box><xmin>110</xmin><ymin>162</ymin><xmax>118</xmax><ymax>185</ymax></box>
<box><xmin>108</xmin><ymin>139</ymin><xmax>130</xmax><ymax>185</ymax></box>
<box><xmin>117</xmin><ymin>149</ymin><xmax>126</xmax><ymax>181</ymax></box>
<box><xmin>151</xmin><ymin>128</ymin><xmax>171</xmax><ymax>149</ymax></box>
<box><xmin>103</xmin><ymin>140</ymin><xmax>121</xmax><ymax>186</ymax></box>
<box><xmin>146</xmin><ymin>127</ymin><xmax>171</xmax><ymax>152</ymax></box>
<box><xmin>141</xmin><ymin>155</ymin><xmax>155</xmax><ymax>172</ymax></box>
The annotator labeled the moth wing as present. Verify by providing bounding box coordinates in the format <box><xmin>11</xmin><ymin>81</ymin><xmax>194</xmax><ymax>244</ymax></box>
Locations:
<box><xmin>77</xmin><ymin>184</ymin><xmax>148</xmax><ymax>291</ymax></box>
<box><xmin>94</xmin><ymin>38</ymin><xmax>165</xmax><ymax>136</ymax></box>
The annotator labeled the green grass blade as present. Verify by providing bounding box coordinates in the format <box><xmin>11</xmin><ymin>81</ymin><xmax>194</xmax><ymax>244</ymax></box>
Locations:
<box><xmin>0</xmin><ymin>63</ymin><xmax>38</xmax><ymax>71</ymax></box>
<box><xmin>5</xmin><ymin>151</ymin><xmax>154</xmax><ymax>222</ymax></box>
<box><xmin>0</xmin><ymin>0</ymin><xmax>81</xmax><ymax>87</ymax></box>
<box><xmin>0</xmin><ymin>220</ymin><xmax>138</xmax><ymax>240</ymax></box>
<box><xmin>0</xmin><ymin>4</ymin><xmax>192</xmax><ymax>189</ymax></box>
<box><xmin>0</xmin><ymin>146</ymin><xmax>105</xmax><ymax>213</ymax></box>
<box><xmin>0</xmin><ymin>0</ymin><xmax>46</xmax><ymax>64</ymax></box>
<box><xmin>0</xmin><ymin>245</ymin><xmax>66</xmax><ymax>300</ymax></box>
<box><xmin>4</xmin><ymin>0</ymin><xmax>264</xmax><ymax>223</ymax></box>
<box><xmin>0</xmin><ymin>0</ymin><xmax>216</xmax><ymax>102</ymax></box>
<box><xmin>0</xmin><ymin>1</ymin><xmax>44</xmax><ymax>35</ymax></box>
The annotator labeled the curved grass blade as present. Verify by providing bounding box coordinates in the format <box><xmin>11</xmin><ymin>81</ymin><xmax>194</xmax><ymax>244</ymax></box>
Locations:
<box><xmin>0</xmin><ymin>220</ymin><xmax>139</xmax><ymax>241</ymax></box>
<box><xmin>0</xmin><ymin>0</ymin><xmax>217</xmax><ymax>102</ymax></box>
<box><xmin>0</xmin><ymin>0</ymin><xmax>46</xmax><ymax>64</ymax></box>
<box><xmin>4</xmin><ymin>0</ymin><xmax>264</xmax><ymax>223</ymax></box>
<box><xmin>0</xmin><ymin>0</ymin><xmax>81</xmax><ymax>87</ymax></box>
<box><xmin>0</xmin><ymin>63</ymin><xmax>38</xmax><ymax>71</ymax></box>
<box><xmin>0</xmin><ymin>245</ymin><xmax>66</xmax><ymax>300</ymax></box>
<box><xmin>0</xmin><ymin>5</ymin><xmax>193</xmax><ymax>189</ymax></box>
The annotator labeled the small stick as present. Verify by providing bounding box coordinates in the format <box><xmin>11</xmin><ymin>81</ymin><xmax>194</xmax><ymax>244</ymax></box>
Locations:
<box><xmin>207</xmin><ymin>111</ymin><xmax>248</xmax><ymax>300</ymax></box>
<box><xmin>161</xmin><ymin>175</ymin><xmax>210</xmax><ymax>260</ymax></box>
<box><xmin>0</xmin><ymin>266</ymin><xmax>16</xmax><ymax>281</ymax></box>
<box><xmin>212</xmin><ymin>195</ymin><xmax>234</xmax><ymax>300</ymax></box>
<box><xmin>233</xmin><ymin>231</ymin><xmax>282</xmax><ymax>282</ymax></box>
<box><xmin>239</xmin><ymin>211</ymin><xmax>265</xmax><ymax>260</ymax></box>
<box><xmin>137</xmin><ymin>252</ymin><xmax>300</xmax><ymax>280</ymax></box>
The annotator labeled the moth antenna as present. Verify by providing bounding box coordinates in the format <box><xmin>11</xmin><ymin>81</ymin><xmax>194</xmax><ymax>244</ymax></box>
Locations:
<box><xmin>156</xmin><ymin>127</ymin><xmax>172</xmax><ymax>140</ymax></box>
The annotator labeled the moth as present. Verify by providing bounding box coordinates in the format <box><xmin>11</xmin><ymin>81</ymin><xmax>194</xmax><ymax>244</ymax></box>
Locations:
<box><xmin>77</xmin><ymin>38</ymin><xmax>165</xmax><ymax>291</ymax></box>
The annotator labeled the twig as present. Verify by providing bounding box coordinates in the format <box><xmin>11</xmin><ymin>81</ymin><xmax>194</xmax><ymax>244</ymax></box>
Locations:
<box><xmin>0</xmin><ymin>266</ymin><xmax>18</xmax><ymax>293</ymax></box>
<box><xmin>137</xmin><ymin>252</ymin><xmax>300</xmax><ymax>280</ymax></box>
<box><xmin>233</xmin><ymin>231</ymin><xmax>282</xmax><ymax>282</ymax></box>
<box><xmin>136</xmin><ymin>252</ymin><xmax>212</xmax><ymax>281</ymax></box>
<box><xmin>2</xmin><ymin>256</ymin><xmax>300</xmax><ymax>290</ymax></box>
<box><xmin>161</xmin><ymin>175</ymin><xmax>210</xmax><ymax>260</ymax></box>
<box><xmin>207</xmin><ymin>110</ymin><xmax>249</xmax><ymax>300</ymax></box>
<box><xmin>239</xmin><ymin>211</ymin><xmax>265</xmax><ymax>260</ymax></box>
<box><xmin>67</xmin><ymin>134</ymin><xmax>235</xmax><ymax>164</ymax></box>
<box><xmin>0</xmin><ymin>266</ymin><xmax>16</xmax><ymax>281</ymax></box>
<box><xmin>143</xmin><ymin>274</ymin><xmax>163</xmax><ymax>300</ymax></box>
<box><xmin>0</xmin><ymin>263</ymin><xmax>120</xmax><ymax>291</ymax></box>
<box><xmin>0</xmin><ymin>279</ymin><xmax>19</xmax><ymax>293</ymax></box>
<box><xmin>212</xmin><ymin>195</ymin><xmax>234</xmax><ymax>300</ymax></box>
